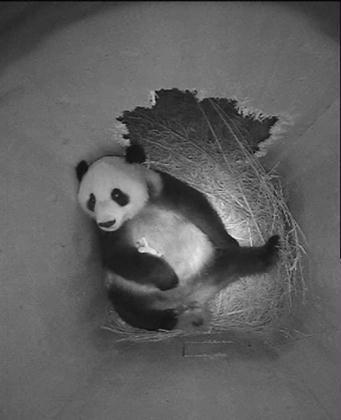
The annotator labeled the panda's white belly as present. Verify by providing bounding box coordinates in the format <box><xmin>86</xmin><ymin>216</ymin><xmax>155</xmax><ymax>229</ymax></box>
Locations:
<box><xmin>127</xmin><ymin>205</ymin><xmax>214</xmax><ymax>284</ymax></box>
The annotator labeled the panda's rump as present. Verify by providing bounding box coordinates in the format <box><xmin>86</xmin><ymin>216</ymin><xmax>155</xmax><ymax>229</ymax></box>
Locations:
<box><xmin>127</xmin><ymin>206</ymin><xmax>214</xmax><ymax>284</ymax></box>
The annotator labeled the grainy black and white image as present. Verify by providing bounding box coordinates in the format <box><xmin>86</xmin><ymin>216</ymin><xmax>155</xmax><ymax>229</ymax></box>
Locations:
<box><xmin>1</xmin><ymin>2</ymin><xmax>340</xmax><ymax>419</ymax></box>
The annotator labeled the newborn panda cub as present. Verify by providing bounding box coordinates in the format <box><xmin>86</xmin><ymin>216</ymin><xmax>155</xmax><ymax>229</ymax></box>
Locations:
<box><xmin>76</xmin><ymin>144</ymin><xmax>280</xmax><ymax>331</ymax></box>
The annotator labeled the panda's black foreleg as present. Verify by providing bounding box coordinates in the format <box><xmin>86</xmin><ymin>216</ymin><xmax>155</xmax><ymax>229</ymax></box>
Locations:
<box><xmin>99</xmin><ymin>230</ymin><xmax>179</xmax><ymax>291</ymax></box>
<box><xmin>210</xmin><ymin>235</ymin><xmax>280</xmax><ymax>284</ymax></box>
<box><xmin>104</xmin><ymin>249</ymin><xmax>179</xmax><ymax>291</ymax></box>
<box><xmin>107</xmin><ymin>284</ymin><xmax>178</xmax><ymax>331</ymax></box>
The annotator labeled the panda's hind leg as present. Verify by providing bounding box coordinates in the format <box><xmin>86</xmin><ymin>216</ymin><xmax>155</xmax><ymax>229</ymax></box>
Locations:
<box><xmin>150</xmin><ymin>236</ymin><xmax>280</xmax><ymax>329</ymax></box>
<box><xmin>213</xmin><ymin>234</ymin><xmax>280</xmax><ymax>283</ymax></box>
<box><xmin>107</xmin><ymin>283</ymin><xmax>179</xmax><ymax>331</ymax></box>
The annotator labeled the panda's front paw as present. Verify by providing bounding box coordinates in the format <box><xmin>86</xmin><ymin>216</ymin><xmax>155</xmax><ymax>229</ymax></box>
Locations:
<box><xmin>159</xmin><ymin>309</ymin><xmax>178</xmax><ymax>331</ymax></box>
<box><xmin>136</xmin><ymin>237</ymin><xmax>163</xmax><ymax>257</ymax></box>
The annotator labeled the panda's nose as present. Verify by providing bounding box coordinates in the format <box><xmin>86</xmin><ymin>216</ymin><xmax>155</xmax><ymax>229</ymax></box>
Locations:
<box><xmin>98</xmin><ymin>220</ymin><xmax>116</xmax><ymax>228</ymax></box>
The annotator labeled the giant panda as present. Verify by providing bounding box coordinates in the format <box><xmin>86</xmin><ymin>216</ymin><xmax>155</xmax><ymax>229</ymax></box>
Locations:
<box><xmin>76</xmin><ymin>144</ymin><xmax>280</xmax><ymax>331</ymax></box>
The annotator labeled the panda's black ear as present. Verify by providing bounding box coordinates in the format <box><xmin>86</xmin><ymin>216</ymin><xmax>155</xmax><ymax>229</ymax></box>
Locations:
<box><xmin>76</xmin><ymin>160</ymin><xmax>89</xmax><ymax>182</ymax></box>
<box><xmin>125</xmin><ymin>144</ymin><xmax>146</xmax><ymax>164</ymax></box>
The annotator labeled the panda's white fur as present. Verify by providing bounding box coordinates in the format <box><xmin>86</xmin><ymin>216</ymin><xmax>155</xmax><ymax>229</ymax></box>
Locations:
<box><xmin>76</xmin><ymin>145</ymin><xmax>280</xmax><ymax>331</ymax></box>
<box><xmin>78</xmin><ymin>156</ymin><xmax>214</xmax><ymax>287</ymax></box>
<box><xmin>128</xmin><ymin>206</ymin><xmax>214</xmax><ymax>285</ymax></box>
<box><xmin>77</xmin><ymin>156</ymin><xmax>217</xmax><ymax>329</ymax></box>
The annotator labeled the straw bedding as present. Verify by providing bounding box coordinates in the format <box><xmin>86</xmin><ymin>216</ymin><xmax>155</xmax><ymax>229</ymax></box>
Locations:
<box><xmin>102</xmin><ymin>89</ymin><xmax>305</xmax><ymax>342</ymax></box>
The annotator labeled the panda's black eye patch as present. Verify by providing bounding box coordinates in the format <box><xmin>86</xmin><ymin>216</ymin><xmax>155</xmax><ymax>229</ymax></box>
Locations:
<box><xmin>87</xmin><ymin>193</ymin><xmax>96</xmax><ymax>212</ymax></box>
<box><xmin>111</xmin><ymin>188</ymin><xmax>129</xmax><ymax>206</ymax></box>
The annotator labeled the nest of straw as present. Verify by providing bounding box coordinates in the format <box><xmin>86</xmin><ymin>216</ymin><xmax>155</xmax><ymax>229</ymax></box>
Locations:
<box><xmin>102</xmin><ymin>89</ymin><xmax>306</xmax><ymax>342</ymax></box>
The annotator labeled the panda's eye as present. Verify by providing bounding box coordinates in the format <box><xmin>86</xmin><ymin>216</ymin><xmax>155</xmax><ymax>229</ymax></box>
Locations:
<box><xmin>87</xmin><ymin>193</ymin><xmax>96</xmax><ymax>212</ymax></box>
<box><xmin>111</xmin><ymin>188</ymin><xmax>129</xmax><ymax>207</ymax></box>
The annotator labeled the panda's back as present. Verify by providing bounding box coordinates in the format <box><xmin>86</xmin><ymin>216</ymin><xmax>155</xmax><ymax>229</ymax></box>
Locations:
<box><xmin>127</xmin><ymin>205</ymin><xmax>214</xmax><ymax>284</ymax></box>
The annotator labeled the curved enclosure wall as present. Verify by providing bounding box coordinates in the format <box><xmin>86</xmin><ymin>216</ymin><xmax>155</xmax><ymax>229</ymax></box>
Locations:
<box><xmin>1</xmin><ymin>2</ymin><xmax>339</xmax><ymax>419</ymax></box>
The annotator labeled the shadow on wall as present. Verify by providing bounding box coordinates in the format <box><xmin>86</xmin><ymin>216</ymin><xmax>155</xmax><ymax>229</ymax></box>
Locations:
<box><xmin>0</xmin><ymin>1</ymin><xmax>122</xmax><ymax>75</ymax></box>
<box><xmin>0</xmin><ymin>1</ymin><xmax>339</xmax><ymax>77</ymax></box>
<box><xmin>278</xmin><ymin>1</ymin><xmax>340</xmax><ymax>41</ymax></box>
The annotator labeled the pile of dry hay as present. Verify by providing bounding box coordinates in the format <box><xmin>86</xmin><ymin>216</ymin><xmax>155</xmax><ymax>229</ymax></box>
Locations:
<box><xmin>102</xmin><ymin>89</ymin><xmax>306</xmax><ymax>342</ymax></box>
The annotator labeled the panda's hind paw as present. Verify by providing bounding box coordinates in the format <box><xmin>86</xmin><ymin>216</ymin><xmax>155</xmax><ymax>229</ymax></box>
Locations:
<box><xmin>267</xmin><ymin>235</ymin><xmax>280</xmax><ymax>251</ymax></box>
<box><xmin>263</xmin><ymin>235</ymin><xmax>281</xmax><ymax>268</ymax></box>
<box><xmin>158</xmin><ymin>309</ymin><xmax>178</xmax><ymax>331</ymax></box>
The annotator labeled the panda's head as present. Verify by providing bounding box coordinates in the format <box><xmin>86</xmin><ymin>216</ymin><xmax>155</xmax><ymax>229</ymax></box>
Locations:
<box><xmin>75</xmin><ymin>144</ymin><xmax>160</xmax><ymax>232</ymax></box>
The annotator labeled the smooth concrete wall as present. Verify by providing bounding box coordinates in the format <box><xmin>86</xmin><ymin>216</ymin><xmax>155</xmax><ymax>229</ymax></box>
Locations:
<box><xmin>1</xmin><ymin>2</ymin><xmax>339</xmax><ymax>419</ymax></box>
